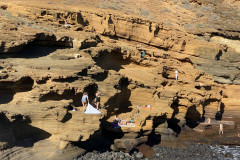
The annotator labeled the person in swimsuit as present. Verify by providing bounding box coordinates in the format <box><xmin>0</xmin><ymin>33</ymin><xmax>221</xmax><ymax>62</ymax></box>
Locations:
<box><xmin>95</xmin><ymin>90</ymin><xmax>100</xmax><ymax>110</ymax></box>
<box><xmin>81</xmin><ymin>92</ymin><xmax>88</xmax><ymax>112</ymax></box>
<box><xmin>219</xmin><ymin>123</ymin><xmax>223</xmax><ymax>135</ymax></box>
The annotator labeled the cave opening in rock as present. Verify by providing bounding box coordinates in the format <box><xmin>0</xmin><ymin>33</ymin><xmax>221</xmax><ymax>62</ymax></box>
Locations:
<box><xmin>36</xmin><ymin>77</ymin><xmax>50</xmax><ymax>84</ymax></box>
<box><xmin>39</xmin><ymin>89</ymin><xmax>76</xmax><ymax>102</ymax></box>
<box><xmin>0</xmin><ymin>85</ymin><xmax>15</xmax><ymax>104</ymax></box>
<box><xmin>195</xmin><ymin>85</ymin><xmax>212</xmax><ymax>91</ymax></box>
<box><xmin>167</xmin><ymin>118</ymin><xmax>181</xmax><ymax>135</ymax></box>
<box><xmin>195</xmin><ymin>85</ymin><xmax>201</xmax><ymax>89</ymax></box>
<box><xmin>91</xmin><ymin>71</ymin><xmax>109</xmax><ymax>81</ymax></box>
<box><xmin>0</xmin><ymin>76</ymin><xmax>34</xmax><ymax>104</ymax></box>
<box><xmin>95</xmin><ymin>50</ymin><xmax>131</xmax><ymax>72</ymax></box>
<box><xmin>14</xmin><ymin>76</ymin><xmax>34</xmax><ymax>92</ymax></box>
<box><xmin>201</xmin><ymin>99</ymin><xmax>221</xmax><ymax>121</ymax></box>
<box><xmin>15</xmin><ymin>45</ymin><xmax>64</xmax><ymax>58</ymax></box>
<box><xmin>145</xmin><ymin>114</ymin><xmax>167</xmax><ymax>147</ymax></box>
<box><xmin>77</xmin><ymin>68</ymin><xmax>88</xmax><ymax>76</ymax></box>
<box><xmin>185</xmin><ymin>105</ymin><xmax>201</xmax><ymax>128</ymax></box>
<box><xmin>52</xmin><ymin>76</ymin><xmax>79</xmax><ymax>83</ymax></box>
<box><xmin>73</xmin><ymin>123</ymin><xmax>124</xmax><ymax>153</ymax></box>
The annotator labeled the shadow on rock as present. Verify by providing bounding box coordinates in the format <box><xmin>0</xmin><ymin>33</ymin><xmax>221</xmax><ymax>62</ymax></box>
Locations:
<box><xmin>104</xmin><ymin>77</ymin><xmax>132</xmax><ymax>119</ymax></box>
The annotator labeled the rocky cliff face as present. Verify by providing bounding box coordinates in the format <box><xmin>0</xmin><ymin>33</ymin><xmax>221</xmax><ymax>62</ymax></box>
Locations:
<box><xmin>0</xmin><ymin>0</ymin><xmax>239</xmax><ymax>159</ymax></box>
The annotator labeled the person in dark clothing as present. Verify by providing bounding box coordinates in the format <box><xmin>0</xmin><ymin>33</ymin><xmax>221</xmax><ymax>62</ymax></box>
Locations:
<box><xmin>95</xmin><ymin>90</ymin><xmax>100</xmax><ymax>110</ymax></box>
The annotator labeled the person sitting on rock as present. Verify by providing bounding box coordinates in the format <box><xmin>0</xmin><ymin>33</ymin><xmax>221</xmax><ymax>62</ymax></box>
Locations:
<box><xmin>141</xmin><ymin>51</ymin><xmax>146</xmax><ymax>59</ymax></box>
<box><xmin>113</xmin><ymin>115</ymin><xmax>120</xmax><ymax>124</ymax></box>
<box><xmin>81</xmin><ymin>92</ymin><xmax>89</xmax><ymax>112</ymax></box>
<box><xmin>113</xmin><ymin>115</ymin><xmax>129</xmax><ymax>126</ymax></box>
<box><xmin>64</xmin><ymin>20</ymin><xmax>71</xmax><ymax>29</ymax></box>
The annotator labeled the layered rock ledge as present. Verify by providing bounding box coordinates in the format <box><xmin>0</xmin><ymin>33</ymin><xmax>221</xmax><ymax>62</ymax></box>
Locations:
<box><xmin>0</xmin><ymin>0</ymin><xmax>239</xmax><ymax>159</ymax></box>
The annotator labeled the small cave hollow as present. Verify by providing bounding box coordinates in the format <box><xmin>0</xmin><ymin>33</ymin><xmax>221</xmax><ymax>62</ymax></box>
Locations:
<box><xmin>145</xmin><ymin>114</ymin><xmax>167</xmax><ymax>147</ymax></box>
<box><xmin>36</xmin><ymin>77</ymin><xmax>50</xmax><ymax>84</ymax></box>
<box><xmin>39</xmin><ymin>89</ymin><xmax>75</xmax><ymax>102</ymax></box>
<box><xmin>52</xmin><ymin>76</ymin><xmax>79</xmax><ymax>83</ymax></box>
<box><xmin>73</xmin><ymin>123</ymin><xmax>124</xmax><ymax>153</ymax></box>
<box><xmin>14</xmin><ymin>76</ymin><xmax>34</xmax><ymax>92</ymax></box>
<box><xmin>77</xmin><ymin>68</ymin><xmax>88</xmax><ymax>76</ymax></box>
<box><xmin>16</xmin><ymin>45</ymin><xmax>63</xmax><ymax>58</ymax></box>
<box><xmin>167</xmin><ymin>118</ymin><xmax>181</xmax><ymax>135</ymax></box>
<box><xmin>0</xmin><ymin>76</ymin><xmax>34</xmax><ymax>104</ymax></box>
<box><xmin>185</xmin><ymin>105</ymin><xmax>201</xmax><ymax>128</ymax></box>
<box><xmin>0</xmin><ymin>85</ymin><xmax>15</xmax><ymax>104</ymax></box>
<box><xmin>95</xmin><ymin>51</ymin><xmax>131</xmax><ymax>72</ymax></box>
<box><xmin>91</xmin><ymin>71</ymin><xmax>109</xmax><ymax>81</ymax></box>
<box><xmin>195</xmin><ymin>85</ymin><xmax>211</xmax><ymax>91</ymax></box>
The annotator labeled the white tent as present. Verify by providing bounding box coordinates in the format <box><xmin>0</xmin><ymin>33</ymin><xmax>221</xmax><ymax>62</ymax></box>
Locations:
<box><xmin>84</xmin><ymin>103</ymin><xmax>101</xmax><ymax>114</ymax></box>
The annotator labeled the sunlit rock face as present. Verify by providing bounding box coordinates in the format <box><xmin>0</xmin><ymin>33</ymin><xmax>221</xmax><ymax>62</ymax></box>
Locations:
<box><xmin>0</xmin><ymin>0</ymin><xmax>239</xmax><ymax>159</ymax></box>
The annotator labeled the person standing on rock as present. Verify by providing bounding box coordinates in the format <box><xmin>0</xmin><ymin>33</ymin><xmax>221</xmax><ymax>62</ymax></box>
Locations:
<box><xmin>81</xmin><ymin>92</ymin><xmax>89</xmax><ymax>112</ymax></box>
<box><xmin>175</xmin><ymin>69</ymin><xmax>178</xmax><ymax>80</ymax></box>
<box><xmin>207</xmin><ymin>117</ymin><xmax>211</xmax><ymax>124</ymax></box>
<box><xmin>95</xmin><ymin>90</ymin><xmax>101</xmax><ymax>110</ymax></box>
<box><xmin>219</xmin><ymin>123</ymin><xmax>223</xmax><ymax>135</ymax></box>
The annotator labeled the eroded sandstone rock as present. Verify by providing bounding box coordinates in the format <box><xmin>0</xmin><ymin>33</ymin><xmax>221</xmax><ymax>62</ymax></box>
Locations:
<box><xmin>0</xmin><ymin>0</ymin><xmax>239</xmax><ymax>159</ymax></box>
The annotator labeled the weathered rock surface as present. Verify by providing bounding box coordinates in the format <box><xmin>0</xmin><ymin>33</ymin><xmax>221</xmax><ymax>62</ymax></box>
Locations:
<box><xmin>0</xmin><ymin>0</ymin><xmax>239</xmax><ymax>159</ymax></box>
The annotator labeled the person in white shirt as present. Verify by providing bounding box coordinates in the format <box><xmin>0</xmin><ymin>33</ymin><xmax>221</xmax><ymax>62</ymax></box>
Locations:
<box><xmin>175</xmin><ymin>70</ymin><xmax>178</xmax><ymax>80</ymax></box>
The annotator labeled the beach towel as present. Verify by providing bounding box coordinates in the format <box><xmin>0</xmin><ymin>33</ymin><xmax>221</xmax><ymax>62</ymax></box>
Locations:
<box><xmin>119</xmin><ymin>124</ymin><xmax>136</xmax><ymax>127</ymax></box>
<box><xmin>84</xmin><ymin>103</ymin><xmax>101</xmax><ymax>114</ymax></box>
<box><xmin>141</xmin><ymin>105</ymin><xmax>152</xmax><ymax>110</ymax></box>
